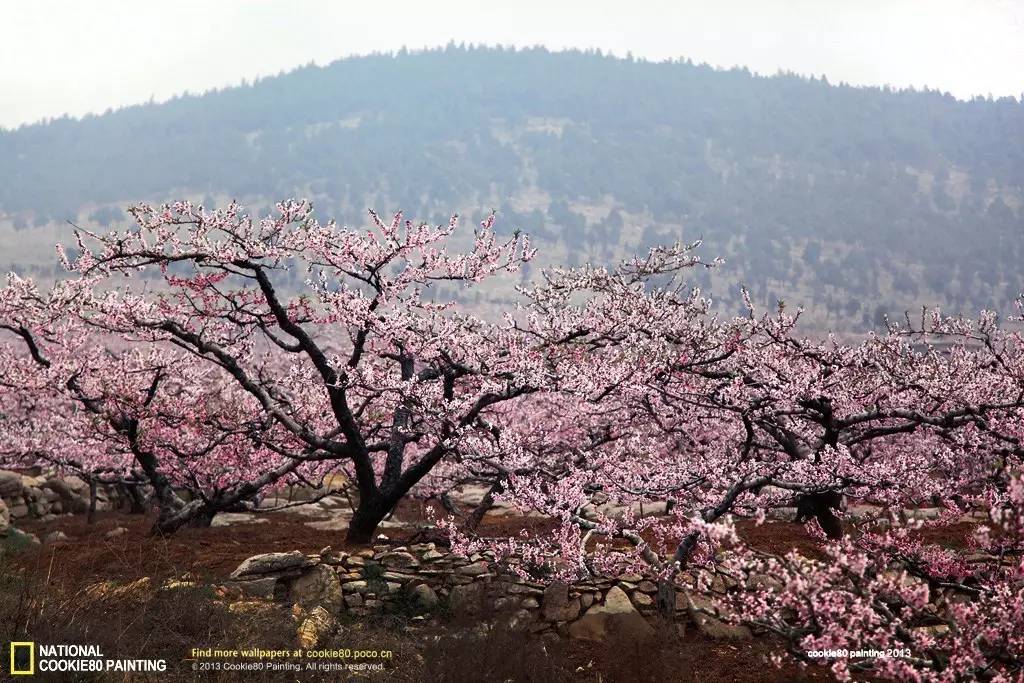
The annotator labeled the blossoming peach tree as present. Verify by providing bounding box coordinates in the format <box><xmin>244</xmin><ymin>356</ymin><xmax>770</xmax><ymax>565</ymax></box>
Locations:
<box><xmin>446</xmin><ymin>269</ymin><xmax>1024</xmax><ymax>681</ymax></box>
<box><xmin>1</xmin><ymin>200</ymin><xmax>1021</xmax><ymax>679</ymax></box>
<box><xmin>0</xmin><ymin>278</ymin><xmax>336</xmax><ymax>531</ymax></box>
<box><xmin>0</xmin><ymin>200</ymin><xmax>565</xmax><ymax>539</ymax></box>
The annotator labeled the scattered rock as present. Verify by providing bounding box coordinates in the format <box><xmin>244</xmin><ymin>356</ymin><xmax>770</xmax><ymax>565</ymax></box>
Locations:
<box><xmin>44</xmin><ymin>530</ymin><xmax>69</xmax><ymax>544</ymax></box>
<box><xmin>83</xmin><ymin>577</ymin><xmax>153</xmax><ymax>604</ymax></box>
<box><xmin>305</xmin><ymin>518</ymin><xmax>350</xmax><ymax>531</ymax></box>
<box><xmin>104</xmin><ymin>527</ymin><xmax>129</xmax><ymax>539</ymax></box>
<box><xmin>228</xmin><ymin>600</ymin><xmax>277</xmax><ymax>617</ymax></box>
<box><xmin>378</xmin><ymin>518</ymin><xmax>413</xmax><ymax>530</ymax></box>
<box><xmin>297</xmin><ymin>606</ymin><xmax>336</xmax><ymax>648</ymax></box>
<box><xmin>211</xmin><ymin>512</ymin><xmax>269</xmax><ymax>527</ymax></box>
<box><xmin>686</xmin><ymin>593</ymin><xmax>752</xmax><ymax>640</ymax></box>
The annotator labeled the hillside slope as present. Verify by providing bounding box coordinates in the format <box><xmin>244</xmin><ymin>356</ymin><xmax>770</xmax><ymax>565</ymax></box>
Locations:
<box><xmin>2</xmin><ymin>46</ymin><xmax>1022</xmax><ymax>329</ymax></box>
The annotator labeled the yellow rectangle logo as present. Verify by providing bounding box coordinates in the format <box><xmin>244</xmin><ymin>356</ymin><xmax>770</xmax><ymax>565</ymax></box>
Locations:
<box><xmin>10</xmin><ymin>642</ymin><xmax>34</xmax><ymax>675</ymax></box>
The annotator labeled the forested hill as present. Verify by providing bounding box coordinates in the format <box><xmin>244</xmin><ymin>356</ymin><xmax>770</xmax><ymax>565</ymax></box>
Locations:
<box><xmin>2</xmin><ymin>45</ymin><xmax>1022</xmax><ymax>329</ymax></box>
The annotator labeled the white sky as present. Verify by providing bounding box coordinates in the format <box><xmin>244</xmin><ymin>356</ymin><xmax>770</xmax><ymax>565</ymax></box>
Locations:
<box><xmin>2</xmin><ymin>0</ymin><xmax>1022</xmax><ymax>129</ymax></box>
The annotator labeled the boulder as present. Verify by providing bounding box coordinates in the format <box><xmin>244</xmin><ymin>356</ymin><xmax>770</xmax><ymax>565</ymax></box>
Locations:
<box><xmin>542</xmin><ymin>581</ymin><xmax>581</xmax><ymax>622</ymax></box>
<box><xmin>379</xmin><ymin>551</ymin><xmax>419</xmax><ymax>569</ymax></box>
<box><xmin>408</xmin><ymin>583</ymin><xmax>439</xmax><ymax>609</ymax></box>
<box><xmin>104</xmin><ymin>527</ymin><xmax>129</xmax><ymax>539</ymax></box>
<box><xmin>230</xmin><ymin>551</ymin><xmax>315</xmax><ymax>580</ymax></box>
<box><xmin>233</xmin><ymin>578</ymin><xmax>277</xmax><ymax>599</ymax></box>
<box><xmin>290</xmin><ymin>564</ymin><xmax>342</xmax><ymax>610</ymax></box>
<box><xmin>632</xmin><ymin>592</ymin><xmax>654</xmax><ymax>608</ymax></box>
<box><xmin>0</xmin><ymin>470</ymin><xmax>24</xmax><ymax>498</ymax></box>
<box><xmin>568</xmin><ymin>586</ymin><xmax>655</xmax><ymax>642</ymax></box>
<box><xmin>0</xmin><ymin>498</ymin><xmax>9</xmax><ymax>535</ymax></box>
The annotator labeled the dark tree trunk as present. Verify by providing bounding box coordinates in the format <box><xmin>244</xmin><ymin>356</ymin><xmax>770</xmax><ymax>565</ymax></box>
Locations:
<box><xmin>656</xmin><ymin>580</ymin><xmax>677</xmax><ymax>620</ymax></box>
<box><xmin>465</xmin><ymin>477</ymin><xmax>505</xmax><ymax>532</ymax></box>
<box><xmin>345</xmin><ymin>494</ymin><xmax>393</xmax><ymax>545</ymax></box>
<box><xmin>87</xmin><ymin>478</ymin><xmax>98</xmax><ymax>525</ymax></box>
<box><xmin>187</xmin><ymin>509</ymin><xmax>216</xmax><ymax>528</ymax></box>
<box><xmin>794</xmin><ymin>491</ymin><xmax>844</xmax><ymax>539</ymax></box>
<box><xmin>122</xmin><ymin>482</ymin><xmax>148</xmax><ymax>515</ymax></box>
<box><xmin>149</xmin><ymin>500</ymin><xmax>215</xmax><ymax>535</ymax></box>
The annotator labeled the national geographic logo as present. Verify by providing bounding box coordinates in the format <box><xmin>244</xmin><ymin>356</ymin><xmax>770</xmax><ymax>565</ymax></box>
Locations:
<box><xmin>10</xmin><ymin>642</ymin><xmax>34</xmax><ymax>676</ymax></box>
<box><xmin>6</xmin><ymin>642</ymin><xmax>166</xmax><ymax>674</ymax></box>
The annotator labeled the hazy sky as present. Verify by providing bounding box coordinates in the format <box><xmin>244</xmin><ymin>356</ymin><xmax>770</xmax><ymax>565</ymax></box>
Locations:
<box><xmin>2</xmin><ymin>0</ymin><xmax>1022</xmax><ymax>129</ymax></box>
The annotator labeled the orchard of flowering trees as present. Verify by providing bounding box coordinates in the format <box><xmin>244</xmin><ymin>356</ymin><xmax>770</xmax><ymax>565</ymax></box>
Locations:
<box><xmin>1</xmin><ymin>201</ymin><xmax>1022</xmax><ymax>680</ymax></box>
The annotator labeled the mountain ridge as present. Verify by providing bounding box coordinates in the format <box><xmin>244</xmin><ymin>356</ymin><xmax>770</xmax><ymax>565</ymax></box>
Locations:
<box><xmin>2</xmin><ymin>45</ymin><xmax>1022</xmax><ymax>330</ymax></box>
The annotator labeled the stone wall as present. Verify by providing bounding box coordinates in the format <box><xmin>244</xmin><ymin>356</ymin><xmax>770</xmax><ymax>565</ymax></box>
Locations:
<box><xmin>226</xmin><ymin>543</ymin><xmax>752</xmax><ymax>645</ymax></box>
<box><xmin>0</xmin><ymin>469</ymin><xmax>130</xmax><ymax>534</ymax></box>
